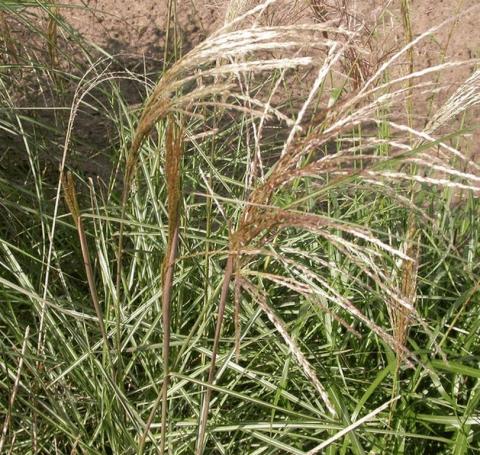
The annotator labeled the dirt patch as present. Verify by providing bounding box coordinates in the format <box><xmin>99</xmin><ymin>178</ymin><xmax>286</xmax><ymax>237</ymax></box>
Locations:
<box><xmin>1</xmin><ymin>1</ymin><xmax>479</xmax><ymax>182</ymax></box>
<box><xmin>64</xmin><ymin>0</ymin><xmax>224</xmax><ymax>65</ymax></box>
<box><xmin>61</xmin><ymin>1</ymin><xmax>480</xmax><ymax>65</ymax></box>
<box><xmin>60</xmin><ymin>0</ymin><xmax>480</xmax><ymax>118</ymax></box>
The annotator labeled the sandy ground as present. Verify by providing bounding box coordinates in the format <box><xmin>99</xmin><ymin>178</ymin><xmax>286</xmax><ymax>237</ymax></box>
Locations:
<box><xmin>61</xmin><ymin>0</ymin><xmax>480</xmax><ymax>126</ymax></box>
<box><xmin>2</xmin><ymin>1</ymin><xmax>479</xmax><ymax>179</ymax></box>
<box><xmin>63</xmin><ymin>1</ymin><xmax>480</xmax><ymax>66</ymax></box>
<box><xmin>62</xmin><ymin>0</ymin><xmax>480</xmax><ymax>161</ymax></box>
<box><xmin>65</xmin><ymin>0</ymin><xmax>224</xmax><ymax>65</ymax></box>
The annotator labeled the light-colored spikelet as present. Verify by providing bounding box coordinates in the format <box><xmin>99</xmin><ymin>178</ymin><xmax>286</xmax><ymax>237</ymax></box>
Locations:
<box><xmin>240</xmin><ymin>278</ymin><xmax>336</xmax><ymax>415</ymax></box>
<box><xmin>122</xmin><ymin>22</ymin><xmax>351</xmax><ymax>203</ymax></box>
<box><xmin>427</xmin><ymin>69</ymin><xmax>480</xmax><ymax>135</ymax></box>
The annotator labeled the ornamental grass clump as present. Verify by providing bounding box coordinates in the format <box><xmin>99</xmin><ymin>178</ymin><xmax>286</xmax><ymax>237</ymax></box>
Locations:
<box><xmin>1</xmin><ymin>1</ymin><xmax>480</xmax><ymax>454</ymax></box>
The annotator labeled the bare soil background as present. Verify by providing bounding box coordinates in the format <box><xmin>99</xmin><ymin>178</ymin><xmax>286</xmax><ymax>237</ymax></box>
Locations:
<box><xmin>64</xmin><ymin>1</ymin><xmax>480</xmax><ymax>71</ymax></box>
<box><xmin>54</xmin><ymin>0</ymin><xmax>480</xmax><ymax>171</ymax></box>
<box><xmin>2</xmin><ymin>1</ymin><xmax>479</xmax><ymax>180</ymax></box>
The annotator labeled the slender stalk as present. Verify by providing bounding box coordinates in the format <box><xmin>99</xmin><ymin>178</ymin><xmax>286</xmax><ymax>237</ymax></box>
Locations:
<box><xmin>137</xmin><ymin>223</ymin><xmax>181</xmax><ymax>455</ymax></box>
<box><xmin>400</xmin><ymin>0</ymin><xmax>414</xmax><ymax>128</ymax></box>
<box><xmin>389</xmin><ymin>1</ymin><xmax>417</xmax><ymax>431</ymax></box>
<box><xmin>159</xmin><ymin>226</ymin><xmax>180</xmax><ymax>454</ymax></box>
<box><xmin>195</xmin><ymin>254</ymin><xmax>234</xmax><ymax>455</ymax></box>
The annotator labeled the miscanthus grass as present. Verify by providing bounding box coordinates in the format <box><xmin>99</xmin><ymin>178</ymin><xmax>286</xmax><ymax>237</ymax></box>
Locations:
<box><xmin>1</xmin><ymin>0</ymin><xmax>479</xmax><ymax>453</ymax></box>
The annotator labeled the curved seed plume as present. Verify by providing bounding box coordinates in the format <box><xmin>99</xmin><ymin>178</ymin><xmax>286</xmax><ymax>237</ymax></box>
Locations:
<box><xmin>118</xmin><ymin>4</ymin><xmax>480</xmax><ymax>452</ymax></box>
<box><xmin>241</xmin><ymin>278</ymin><xmax>336</xmax><ymax>415</ymax></box>
<box><xmin>115</xmin><ymin>21</ymin><xmax>345</xmax><ymax>302</ymax></box>
<box><xmin>219</xmin><ymin>39</ymin><xmax>480</xmax><ymax>398</ymax></box>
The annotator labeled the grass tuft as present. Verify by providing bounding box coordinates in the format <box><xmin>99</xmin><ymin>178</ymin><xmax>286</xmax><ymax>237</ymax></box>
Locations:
<box><xmin>1</xmin><ymin>1</ymin><xmax>479</xmax><ymax>453</ymax></box>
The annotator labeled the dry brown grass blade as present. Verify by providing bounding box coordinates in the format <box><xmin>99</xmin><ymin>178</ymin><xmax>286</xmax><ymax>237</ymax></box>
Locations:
<box><xmin>62</xmin><ymin>172</ymin><xmax>108</xmax><ymax>346</ymax></box>
<box><xmin>159</xmin><ymin>117</ymin><xmax>183</xmax><ymax>455</ymax></box>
